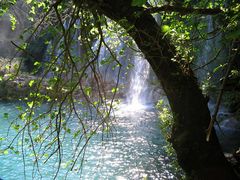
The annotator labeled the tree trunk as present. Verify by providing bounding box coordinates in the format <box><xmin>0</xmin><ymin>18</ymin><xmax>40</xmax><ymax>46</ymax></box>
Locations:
<box><xmin>83</xmin><ymin>1</ymin><xmax>238</xmax><ymax>179</ymax></box>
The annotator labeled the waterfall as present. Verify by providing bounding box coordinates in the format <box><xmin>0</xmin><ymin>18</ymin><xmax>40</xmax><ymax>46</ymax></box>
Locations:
<box><xmin>195</xmin><ymin>14</ymin><xmax>227</xmax><ymax>83</ymax></box>
<box><xmin>203</xmin><ymin>15</ymin><xmax>214</xmax><ymax>71</ymax></box>
<box><xmin>44</xmin><ymin>28</ymin><xmax>156</xmax><ymax>108</ymax></box>
<box><xmin>127</xmin><ymin>53</ymin><xmax>150</xmax><ymax>109</ymax></box>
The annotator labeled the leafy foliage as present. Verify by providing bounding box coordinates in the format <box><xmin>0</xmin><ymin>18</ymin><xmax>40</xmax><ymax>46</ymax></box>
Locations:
<box><xmin>156</xmin><ymin>100</ymin><xmax>185</xmax><ymax>179</ymax></box>
<box><xmin>0</xmin><ymin>0</ymin><xmax>16</xmax><ymax>16</ymax></box>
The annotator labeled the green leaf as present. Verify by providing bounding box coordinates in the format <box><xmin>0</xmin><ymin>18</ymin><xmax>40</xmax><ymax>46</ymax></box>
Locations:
<box><xmin>0</xmin><ymin>137</ymin><xmax>6</xmax><ymax>141</ymax></box>
<box><xmin>104</xmin><ymin>126</ymin><xmax>110</xmax><ymax>133</ymax></box>
<box><xmin>5</xmin><ymin>64</ymin><xmax>11</xmax><ymax>70</ymax></box>
<box><xmin>12</xmin><ymin>124</ymin><xmax>20</xmax><ymax>131</ymax></box>
<box><xmin>84</xmin><ymin>87</ymin><xmax>92</xmax><ymax>97</ymax></box>
<box><xmin>93</xmin><ymin>101</ymin><xmax>99</xmax><ymax>106</ymax></box>
<box><xmin>26</xmin><ymin>0</ymin><xmax>32</xmax><ymax>4</ymax></box>
<box><xmin>100</xmin><ymin>57</ymin><xmax>112</xmax><ymax>65</ymax></box>
<box><xmin>213</xmin><ymin>64</ymin><xmax>227</xmax><ymax>73</ymax></box>
<box><xmin>27</xmin><ymin>101</ymin><xmax>34</xmax><ymax>108</ymax></box>
<box><xmin>50</xmin><ymin>112</ymin><xmax>56</xmax><ymax>120</ymax></box>
<box><xmin>16</xmin><ymin>106</ymin><xmax>23</xmax><ymax>111</ymax></box>
<box><xmin>3</xmin><ymin>150</ymin><xmax>9</xmax><ymax>155</ymax></box>
<box><xmin>14</xmin><ymin>150</ymin><xmax>20</xmax><ymax>155</ymax></box>
<box><xmin>29</xmin><ymin>80</ymin><xmax>35</xmax><ymax>87</ymax></box>
<box><xmin>131</xmin><ymin>0</ymin><xmax>147</xmax><ymax>7</ymax></box>
<box><xmin>111</xmin><ymin>87</ymin><xmax>119</xmax><ymax>93</ymax></box>
<box><xmin>19</xmin><ymin>112</ymin><xmax>26</xmax><ymax>120</ymax></box>
<box><xmin>34</xmin><ymin>61</ymin><xmax>41</xmax><ymax>66</ymax></box>
<box><xmin>30</xmin><ymin>6</ymin><xmax>35</xmax><ymax>15</ymax></box>
<box><xmin>3</xmin><ymin>113</ymin><xmax>9</xmax><ymax>119</ymax></box>
<box><xmin>66</xmin><ymin>128</ymin><xmax>71</xmax><ymax>134</ymax></box>
<box><xmin>9</xmin><ymin>14</ymin><xmax>16</xmax><ymax>30</ymax></box>
<box><xmin>34</xmin><ymin>135</ymin><xmax>43</xmax><ymax>143</ymax></box>
<box><xmin>161</xmin><ymin>25</ymin><xmax>170</xmax><ymax>33</ymax></box>
<box><xmin>73</xmin><ymin>130</ymin><xmax>81</xmax><ymax>139</ymax></box>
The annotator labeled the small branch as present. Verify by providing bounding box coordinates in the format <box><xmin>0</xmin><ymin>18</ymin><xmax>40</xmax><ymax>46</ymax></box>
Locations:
<box><xmin>145</xmin><ymin>5</ymin><xmax>222</xmax><ymax>15</ymax></box>
<box><xmin>206</xmin><ymin>44</ymin><xmax>240</xmax><ymax>142</ymax></box>
<box><xmin>193</xmin><ymin>48</ymin><xmax>222</xmax><ymax>71</ymax></box>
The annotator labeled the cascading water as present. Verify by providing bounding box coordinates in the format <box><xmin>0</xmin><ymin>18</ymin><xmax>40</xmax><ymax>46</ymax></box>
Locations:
<box><xmin>92</xmin><ymin>38</ymin><xmax>132</xmax><ymax>85</ymax></box>
<box><xmin>92</xmin><ymin>38</ymin><xmax>157</xmax><ymax>111</ymax></box>
<box><xmin>127</xmin><ymin>53</ymin><xmax>151</xmax><ymax>109</ymax></box>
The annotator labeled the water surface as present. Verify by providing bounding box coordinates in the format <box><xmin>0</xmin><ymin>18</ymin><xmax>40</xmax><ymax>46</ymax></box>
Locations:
<box><xmin>0</xmin><ymin>102</ymin><xmax>175</xmax><ymax>179</ymax></box>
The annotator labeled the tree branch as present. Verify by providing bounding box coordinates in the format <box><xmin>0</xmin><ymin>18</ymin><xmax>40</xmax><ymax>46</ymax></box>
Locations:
<box><xmin>145</xmin><ymin>5</ymin><xmax>222</xmax><ymax>15</ymax></box>
<box><xmin>206</xmin><ymin>44</ymin><xmax>240</xmax><ymax>142</ymax></box>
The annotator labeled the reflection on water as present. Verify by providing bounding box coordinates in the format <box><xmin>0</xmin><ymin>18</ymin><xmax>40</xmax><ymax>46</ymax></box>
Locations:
<box><xmin>0</xmin><ymin>102</ymin><xmax>175</xmax><ymax>180</ymax></box>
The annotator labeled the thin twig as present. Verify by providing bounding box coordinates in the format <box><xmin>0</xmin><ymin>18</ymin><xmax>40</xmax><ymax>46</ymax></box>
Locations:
<box><xmin>206</xmin><ymin>44</ymin><xmax>239</xmax><ymax>142</ymax></box>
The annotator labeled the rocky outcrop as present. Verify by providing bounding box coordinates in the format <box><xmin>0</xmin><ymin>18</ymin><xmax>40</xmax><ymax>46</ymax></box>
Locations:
<box><xmin>0</xmin><ymin>1</ymin><xmax>29</xmax><ymax>58</ymax></box>
<box><xmin>216</xmin><ymin>118</ymin><xmax>240</xmax><ymax>153</ymax></box>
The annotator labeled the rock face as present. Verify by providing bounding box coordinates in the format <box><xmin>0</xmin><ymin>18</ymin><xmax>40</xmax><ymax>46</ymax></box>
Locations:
<box><xmin>209</xmin><ymin>101</ymin><xmax>240</xmax><ymax>153</ymax></box>
<box><xmin>216</xmin><ymin>118</ymin><xmax>240</xmax><ymax>153</ymax></box>
<box><xmin>0</xmin><ymin>1</ymin><xmax>29</xmax><ymax>58</ymax></box>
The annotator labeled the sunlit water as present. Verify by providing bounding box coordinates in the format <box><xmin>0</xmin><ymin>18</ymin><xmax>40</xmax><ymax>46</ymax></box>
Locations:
<box><xmin>0</xmin><ymin>101</ymin><xmax>176</xmax><ymax>180</ymax></box>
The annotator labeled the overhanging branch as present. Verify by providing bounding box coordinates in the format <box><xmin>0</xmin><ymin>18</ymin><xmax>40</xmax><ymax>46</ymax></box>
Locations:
<box><xmin>145</xmin><ymin>5</ymin><xmax>222</xmax><ymax>15</ymax></box>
